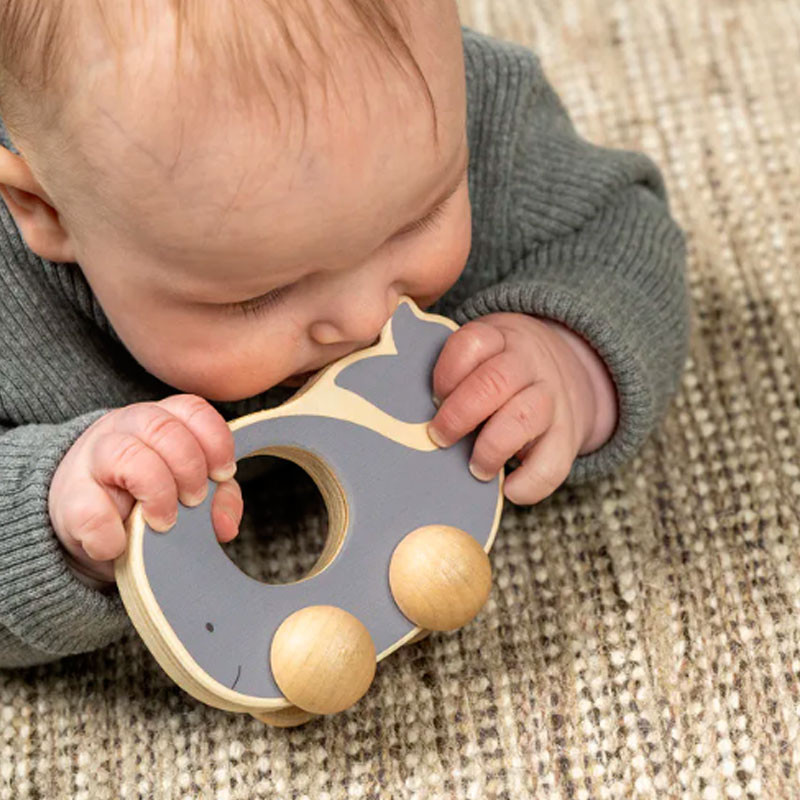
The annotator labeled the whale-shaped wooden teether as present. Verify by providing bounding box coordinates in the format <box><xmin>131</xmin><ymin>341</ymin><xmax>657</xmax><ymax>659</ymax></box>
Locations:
<box><xmin>114</xmin><ymin>297</ymin><xmax>504</xmax><ymax>726</ymax></box>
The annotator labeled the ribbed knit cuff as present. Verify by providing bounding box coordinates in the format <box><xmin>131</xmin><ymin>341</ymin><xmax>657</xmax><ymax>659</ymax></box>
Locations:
<box><xmin>0</xmin><ymin>409</ymin><xmax>132</xmax><ymax>663</ymax></box>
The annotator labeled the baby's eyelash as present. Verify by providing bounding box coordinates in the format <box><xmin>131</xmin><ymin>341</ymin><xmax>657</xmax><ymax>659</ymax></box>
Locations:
<box><xmin>223</xmin><ymin>285</ymin><xmax>288</xmax><ymax>318</ymax></box>
<box><xmin>399</xmin><ymin>168</ymin><xmax>466</xmax><ymax>237</ymax></box>
<box><xmin>401</xmin><ymin>201</ymin><xmax>449</xmax><ymax>236</ymax></box>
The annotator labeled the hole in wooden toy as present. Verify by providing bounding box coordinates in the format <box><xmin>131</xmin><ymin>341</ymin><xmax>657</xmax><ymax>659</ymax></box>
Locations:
<box><xmin>219</xmin><ymin>448</ymin><xmax>347</xmax><ymax>585</ymax></box>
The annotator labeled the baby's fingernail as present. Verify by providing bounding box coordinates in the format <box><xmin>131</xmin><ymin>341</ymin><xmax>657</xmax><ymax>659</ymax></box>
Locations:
<box><xmin>147</xmin><ymin>512</ymin><xmax>177</xmax><ymax>532</ymax></box>
<box><xmin>469</xmin><ymin>461</ymin><xmax>495</xmax><ymax>482</ymax></box>
<box><xmin>211</xmin><ymin>461</ymin><xmax>237</xmax><ymax>482</ymax></box>
<box><xmin>504</xmin><ymin>482</ymin><xmax>524</xmax><ymax>505</ymax></box>
<box><xmin>432</xmin><ymin>393</ymin><xmax>442</xmax><ymax>409</ymax></box>
<box><xmin>427</xmin><ymin>425</ymin><xmax>448</xmax><ymax>448</ymax></box>
<box><xmin>182</xmin><ymin>485</ymin><xmax>208</xmax><ymax>507</ymax></box>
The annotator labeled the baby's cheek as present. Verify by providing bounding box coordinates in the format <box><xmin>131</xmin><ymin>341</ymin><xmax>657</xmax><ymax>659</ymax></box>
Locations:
<box><xmin>453</xmin><ymin>205</ymin><xmax>473</xmax><ymax>268</ymax></box>
<box><xmin>448</xmin><ymin>183</ymin><xmax>473</xmax><ymax>258</ymax></box>
<box><xmin>440</xmin><ymin>212</ymin><xmax>472</xmax><ymax>294</ymax></box>
<box><xmin>437</xmin><ymin>203</ymin><xmax>473</xmax><ymax>289</ymax></box>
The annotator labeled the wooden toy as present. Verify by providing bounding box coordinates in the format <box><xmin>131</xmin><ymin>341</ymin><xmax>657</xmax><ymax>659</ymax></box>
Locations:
<box><xmin>114</xmin><ymin>296</ymin><xmax>504</xmax><ymax>726</ymax></box>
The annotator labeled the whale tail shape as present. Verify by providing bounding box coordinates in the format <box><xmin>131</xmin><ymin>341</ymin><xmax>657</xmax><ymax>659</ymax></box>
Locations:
<box><xmin>334</xmin><ymin>301</ymin><xmax>453</xmax><ymax>424</ymax></box>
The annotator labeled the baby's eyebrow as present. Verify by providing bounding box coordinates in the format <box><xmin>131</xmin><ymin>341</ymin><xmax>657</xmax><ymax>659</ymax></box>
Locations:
<box><xmin>392</xmin><ymin>148</ymin><xmax>469</xmax><ymax>237</ymax></box>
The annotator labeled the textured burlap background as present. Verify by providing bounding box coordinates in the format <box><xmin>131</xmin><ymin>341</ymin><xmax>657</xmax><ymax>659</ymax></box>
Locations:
<box><xmin>3</xmin><ymin>1</ymin><xmax>800</xmax><ymax>797</ymax></box>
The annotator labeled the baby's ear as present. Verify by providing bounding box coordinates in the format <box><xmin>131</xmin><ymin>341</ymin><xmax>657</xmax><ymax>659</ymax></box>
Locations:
<box><xmin>0</xmin><ymin>147</ymin><xmax>76</xmax><ymax>263</ymax></box>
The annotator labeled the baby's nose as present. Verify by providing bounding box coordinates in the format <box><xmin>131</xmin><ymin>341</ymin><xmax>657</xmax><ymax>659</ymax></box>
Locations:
<box><xmin>310</xmin><ymin>291</ymin><xmax>398</xmax><ymax>347</ymax></box>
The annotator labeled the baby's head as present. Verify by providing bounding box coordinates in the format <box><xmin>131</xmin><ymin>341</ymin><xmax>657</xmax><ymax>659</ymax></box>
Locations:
<box><xmin>0</xmin><ymin>0</ymin><xmax>470</xmax><ymax>400</ymax></box>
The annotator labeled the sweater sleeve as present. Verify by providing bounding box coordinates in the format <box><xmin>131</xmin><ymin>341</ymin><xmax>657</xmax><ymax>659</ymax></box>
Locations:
<box><xmin>450</xmin><ymin>53</ymin><xmax>689</xmax><ymax>484</ymax></box>
<box><xmin>0</xmin><ymin>410</ymin><xmax>132</xmax><ymax>668</ymax></box>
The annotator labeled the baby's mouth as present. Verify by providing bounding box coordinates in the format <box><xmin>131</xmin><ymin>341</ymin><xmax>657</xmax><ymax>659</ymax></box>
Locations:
<box><xmin>280</xmin><ymin>369</ymin><xmax>319</xmax><ymax>387</ymax></box>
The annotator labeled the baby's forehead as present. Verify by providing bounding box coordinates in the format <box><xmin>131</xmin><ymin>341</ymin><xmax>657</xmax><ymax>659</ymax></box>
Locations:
<box><xmin>78</xmin><ymin>58</ymin><xmax>442</xmax><ymax>208</ymax></box>
<box><xmin>66</xmin><ymin>71</ymin><xmax>462</xmax><ymax>278</ymax></box>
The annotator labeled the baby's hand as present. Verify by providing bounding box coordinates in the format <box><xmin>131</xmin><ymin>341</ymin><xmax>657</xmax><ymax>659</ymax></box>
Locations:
<box><xmin>48</xmin><ymin>395</ymin><xmax>242</xmax><ymax>587</ymax></box>
<box><xmin>427</xmin><ymin>313</ymin><xmax>617</xmax><ymax>505</ymax></box>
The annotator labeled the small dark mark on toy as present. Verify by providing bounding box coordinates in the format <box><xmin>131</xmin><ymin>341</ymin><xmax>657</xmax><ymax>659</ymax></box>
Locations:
<box><xmin>231</xmin><ymin>664</ymin><xmax>242</xmax><ymax>690</ymax></box>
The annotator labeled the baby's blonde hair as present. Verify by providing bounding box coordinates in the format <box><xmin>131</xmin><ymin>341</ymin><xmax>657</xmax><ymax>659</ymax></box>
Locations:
<box><xmin>0</xmin><ymin>0</ymin><xmax>435</xmax><ymax>144</ymax></box>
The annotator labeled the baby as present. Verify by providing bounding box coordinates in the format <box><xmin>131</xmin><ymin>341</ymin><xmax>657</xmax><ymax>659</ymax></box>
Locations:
<box><xmin>0</xmin><ymin>0</ymin><xmax>688</xmax><ymax>667</ymax></box>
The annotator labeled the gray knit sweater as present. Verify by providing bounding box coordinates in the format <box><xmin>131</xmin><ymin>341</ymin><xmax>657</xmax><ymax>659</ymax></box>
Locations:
<box><xmin>0</xmin><ymin>28</ymin><xmax>688</xmax><ymax>668</ymax></box>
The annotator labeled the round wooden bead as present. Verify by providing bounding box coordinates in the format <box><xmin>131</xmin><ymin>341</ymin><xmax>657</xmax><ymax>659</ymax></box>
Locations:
<box><xmin>389</xmin><ymin>524</ymin><xmax>492</xmax><ymax>631</ymax></box>
<box><xmin>270</xmin><ymin>605</ymin><xmax>376</xmax><ymax>715</ymax></box>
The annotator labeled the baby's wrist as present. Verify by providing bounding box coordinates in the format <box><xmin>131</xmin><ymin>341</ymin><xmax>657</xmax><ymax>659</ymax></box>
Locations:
<box><xmin>540</xmin><ymin>319</ymin><xmax>618</xmax><ymax>455</ymax></box>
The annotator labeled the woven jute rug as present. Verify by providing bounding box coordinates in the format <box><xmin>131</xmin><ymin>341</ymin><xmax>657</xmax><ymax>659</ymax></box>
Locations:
<box><xmin>3</xmin><ymin>0</ymin><xmax>800</xmax><ymax>797</ymax></box>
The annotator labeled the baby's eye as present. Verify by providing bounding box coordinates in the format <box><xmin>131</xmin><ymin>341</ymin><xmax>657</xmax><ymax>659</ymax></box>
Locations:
<box><xmin>222</xmin><ymin>285</ymin><xmax>289</xmax><ymax>318</ymax></box>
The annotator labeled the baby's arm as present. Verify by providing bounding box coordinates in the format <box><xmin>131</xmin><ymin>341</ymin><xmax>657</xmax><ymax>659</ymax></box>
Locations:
<box><xmin>432</xmin><ymin>33</ymin><xmax>689</xmax><ymax>498</ymax></box>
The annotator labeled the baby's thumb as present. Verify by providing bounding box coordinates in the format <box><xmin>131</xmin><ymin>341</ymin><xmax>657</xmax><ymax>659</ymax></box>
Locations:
<box><xmin>59</xmin><ymin>479</ymin><xmax>129</xmax><ymax>563</ymax></box>
<box><xmin>103</xmin><ymin>481</ymin><xmax>136</xmax><ymax>524</ymax></box>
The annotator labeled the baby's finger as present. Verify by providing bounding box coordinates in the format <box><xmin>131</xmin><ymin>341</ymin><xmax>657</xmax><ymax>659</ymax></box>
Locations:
<box><xmin>56</xmin><ymin>478</ymin><xmax>129</xmax><ymax>563</ymax></box>
<box><xmin>503</xmin><ymin>427</ymin><xmax>574</xmax><ymax>505</ymax></box>
<box><xmin>112</xmin><ymin>401</ymin><xmax>214</xmax><ymax>507</ymax></box>
<box><xmin>428</xmin><ymin>351</ymin><xmax>531</xmax><ymax>448</ymax></box>
<box><xmin>89</xmin><ymin>431</ymin><xmax>179</xmax><ymax>532</ymax></box>
<box><xmin>432</xmin><ymin>320</ymin><xmax>506</xmax><ymax>405</ymax></box>
<box><xmin>210</xmin><ymin>479</ymin><xmax>243</xmax><ymax>543</ymax></box>
<box><xmin>155</xmin><ymin>394</ymin><xmax>237</xmax><ymax>483</ymax></box>
<box><xmin>467</xmin><ymin>383</ymin><xmax>555</xmax><ymax>480</ymax></box>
